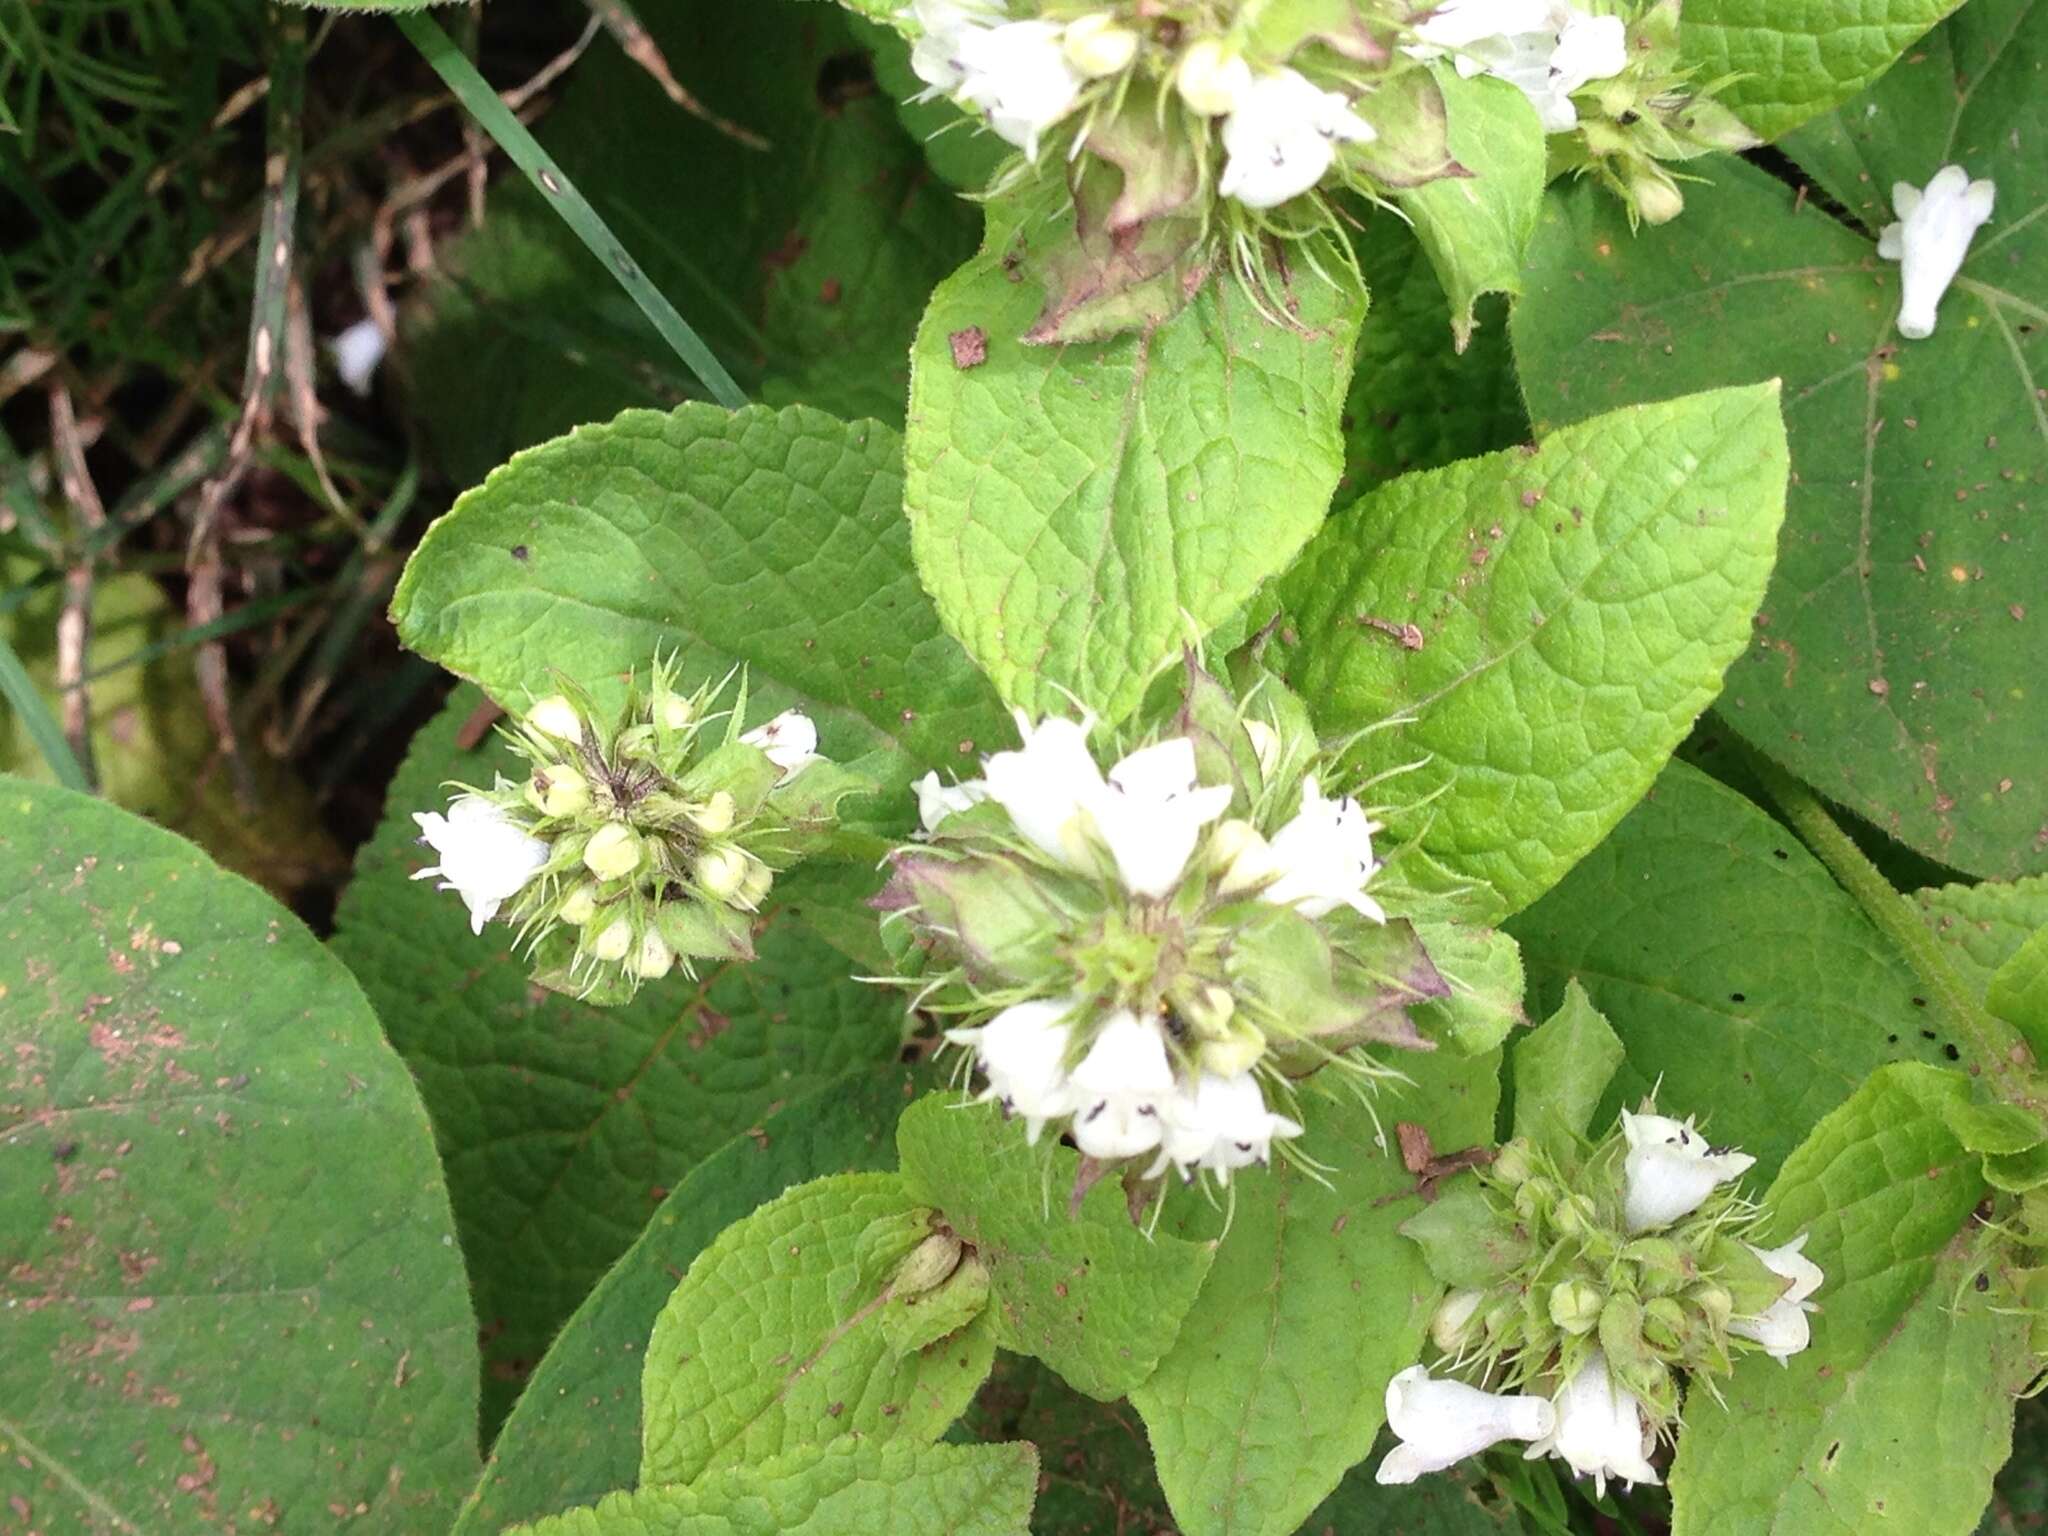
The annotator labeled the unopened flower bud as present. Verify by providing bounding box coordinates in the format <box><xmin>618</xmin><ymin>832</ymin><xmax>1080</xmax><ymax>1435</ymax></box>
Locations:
<box><xmin>590</xmin><ymin>917</ymin><xmax>634</xmax><ymax>962</ymax></box>
<box><xmin>1552</xmin><ymin>1192</ymin><xmax>1599</xmax><ymax>1237</ymax></box>
<box><xmin>527</xmin><ymin>762</ymin><xmax>591</xmax><ymax>818</ymax></box>
<box><xmin>584</xmin><ymin>822</ymin><xmax>644</xmax><ymax>881</ymax></box>
<box><xmin>1211</xmin><ymin>818</ymin><xmax>1274</xmax><ymax>894</ymax></box>
<box><xmin>1688</xmin><ymin>1281</ymin><xmax>1733</xmax><ymax>1330</ymax></box>
<box><xmin>696</xmin><ymin>844</ymin><xmax>750</xmax><ymax>901</ymax></box>
<box><xmin>1063</xmin><ymin>12</ymin><xmax>1138</xmax><ymax>77</ymax></box>
<box><xmin>1641</xmin><ymin>1295</ymin><xmax>1688</xmax><ymax>1352</ymax></box>
<box><xmin>691</xmin><ymin>790</ymin><xmax>736</xmax><ymax>836</ymax></box>
<box><xmin>616</xmin><ymin>723</ymin><xmax>657</xmax><ymax>758</ymax></box>
<box><xmin>1623</xmin><ymin>1235</ymin><xmax>1694</xmax><ymax>1295</ymax></box>
<box><xmin>1194</xmin><ymin>1018</ymin><xmax>1266</xmax><ymax>1078</ymax></box>
<box><xmin>660</xmin><ymin>694</ymin><xmax>693</xmax><ymax>730</ymax></box>
<box><xmin>1628</xmin><ymin>163</ymin><xmax>1685</xmax><ymax>225</ymax></box>
<box><xmin>1243</xmin><ymin>718</ymin><xmax>1283</xmax><ymax>777</ymax></box>
<box><xmin>527</xmin><ymin>695</ymin><xmax>582</xmax><ymax>740</ymax></box>
<box><xmin>1489</xmin><ymin>1138</ymin><xmax>1536</xmax><ymax>1187</ymax></box>
<box><xmin>892</xmin><ymin>1229</ymin><xmax>965</xmax><ymax>1298</ymax></box>
<box><xmin>558</xmin><ymin>884</ymin><xmax>598</xmax><ymax>925</ymax></box>
<box><xmin>631</xmin><ymin>928</ymin><xmax>675</xmax><ymax>982</ymax></box>
<box><xmin>737</xmin><ymin>857</ymin><xmax>775</xmax><ymax>911</ymax></box>
<box><xmin>1176</xmin><ymin>37</ymin><xmax>1251</xmax><ymax>116</ymax></box>
<box><xmin>1431</xmin><ymin>1288</ymin><xmax>1483</xmax><ymax>1353</ymax></box>
<box><xmin>1548</xmin><ymin>1278</ymin><xmax>1604</xmax><ymax>1335</ymax></box>
<box><xmin>1513</xmin><ymin>1176</ymin><xmax>1558</xmax><ymax>1223</ymax></box>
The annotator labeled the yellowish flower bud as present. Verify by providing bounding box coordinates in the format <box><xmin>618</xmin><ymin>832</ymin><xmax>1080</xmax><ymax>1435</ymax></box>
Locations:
<box><xmin>1063</xmin><ymin>12</ymin><xmax>1138</xmax><ymax>79</ymax></box>
<box><xmin>526</xmin><ymin>762</ymin><xmax>591</xmax><ymax>818</ymax></box>
<box><xmin>691</xmin><ymin>790</ymin><xmax>736</xmax><ymax>835</ymax></box>
<box><xmin>558</xmin><ymin>884</ymin><xmax>597</xmax><ymax>925</ymax></box>
<box><xmin>1176</xmin><ymin>38</ymin><xmax>1251</xmax><ymax>117</ymax></box>
<box><xmin>527</xmin><ymin>694</ymin><xmax>582</xmax><ymax>739</ymax></box>
<box><xmin>631</xmin><ymin>928</ymin><xmax>675</xmax><ymax>981</ymax></box>
<box><xmin>1548</xmin><ymin>1277</ymin><xmax>1604</xmax><ymax>1335</ymax></box>
<box><xmin>590</xmin><ymin>917</ymin><xmax>633</xmax><ymax>962</ymax></box>
<box><xmin>737</xmin><ymin>857</ymin><xmax>775</xmax><ymax>911</ymax></box>
<box><xmin>660</xmin><ymin>694</ymin><xmax>693</xmax><ymax>730</ymax></box>
<box><xmin>696</xmin><ymin>844</ymin><xmax>750</xmax><ymax>901</ymax></box>
<box><xmin>583</xmin><ymin>822</ymin><xmax>644</xmax><ymax>881</ymax></box>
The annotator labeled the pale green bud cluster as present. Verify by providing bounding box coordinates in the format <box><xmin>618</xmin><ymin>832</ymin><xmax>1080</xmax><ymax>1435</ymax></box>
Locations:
<box><xmin>1401</xmin><ymin>1113</ymin><xmax>1796</xmax><ymax>1432</ymax></box>
<box><xmin>471</xmin><ymin>661</ymin><xmax>871</xmax><ymax>1005</ymax></box>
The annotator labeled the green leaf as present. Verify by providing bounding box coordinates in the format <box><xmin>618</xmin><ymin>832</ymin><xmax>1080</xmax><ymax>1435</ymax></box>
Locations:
<box><xmin>1511</xmin><ymin>978</ymin><xmax>1625</xmax><ymax>1156</ymax></box>
<box><xmin>408</xmin><ymin>2</ymin><xmax>979</xmax><ymax>484</ymax></box>
<box><xmin>0</xmin><ymin>778</ymin><xmax>478</xmax><ymax>1530</ymax></box>
<box><xmin>1510</xmin><ymin>152</ymin><xmax>2046</xmax><ymax>881</ymax></box>
<box><xmin>1409</xmin><ymin>919</ymin><xmax>1527</xmax><ymax>1053</ymax></box>
<box><xmin>638</xmin><ymin>1172</ymin><xmax>994</xmax><ymax>1487</ymax></box>
<box><xmin>1669</xmin><ymin>1064</ymin><xmax>2027</xmax><ymax>1536</ymax></box>
<box><xmin>1399</xmin><ymin>1181</ymin><xmax>1535</xmax><ymax>1290</ymax></box>
<box><xmin>512</xmin><ymin>1440</ymin><xmax>1037</xmax><ymax>1536</ymax></box>
<box><xmin>1272</xmin><ymin>383</ymin><xmax>1788</xmax><ymax>915</ymax></box>
<box><xmin>451</xmin><ymin>1068</ymin><xmax>922</xmax><ymax>1535</ymax></box>
<box><xmin>904</xmin><ymin>191</ymin><xmax>1367</xmax><ymax>725</ymax></box>
<box><xmin>1677</xmin><ymin>0</ymin><xmax>1964</xmax><ymax>140</ymax></box>
<box><xmin>1131</xmin><ymin>1050</ymin><xmax>1502</xmax><ymax>1536</ymax></box>
<box><xmin>895</xmin><ymin>1095</ymin><xmax>1215</xmax><ymax>1400</ymax></box>
<box><xmin>1988</xmin><ymin>926</ymin><xmax>2048</xmax><ymax>1049</ymax></box>
<box><xmin>1918</xmin><ymin>877</ymin><xmax>2048</xmax><ymax>994</ymax></box>
<box><xmin>1393</xmin><ymin>72</ymin><xmax>1547</xmax><ymax>347</ymax></box>
<box><xmin>1944</xmin><ymin>1095</ymin><xmax>2048</xmax><ymax>1156</ymax></box>
<box><xmin>1307</xmin><ymin>1459</ymin><xmax>1533</xmax><ymax>1534</ymax></box>
<box><xmin>1337</xmin><ymin>219</ymin><xmax>1528</xmax><ymax>495</ymax></box>
<box><xmin>390</xmin><ymin>406</ymin><xmax>1008</xmax><ymax>833</ymax></box>
<box><xmin>332</xmin><ymin>689</ymin><xmax>908</xmax><ymax>1434</ymax></box>
<box><xmin>1509</xmin><ymin>760</ymin><xmax>1959</xmax><ymax>1181</ymax></box>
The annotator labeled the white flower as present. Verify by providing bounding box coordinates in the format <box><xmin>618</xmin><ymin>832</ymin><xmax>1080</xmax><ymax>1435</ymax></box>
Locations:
<box><xmin>1878</xmin><ymin>166</ymin><xmax>1995</xmax><ymax>339</ymax></box>
<box><xmin>1620</xmin><ymin>1110</ymin><xmax>1755</xmax><ymax>1232</ymax></box>
<box><xmin>327</xmin><ymin>317</ymin><xmax>386</xmax><ymax>398</ymax></box>
<box><xmin>916</xmin><ymin>770</ymin><xmax>989</xmax><ymax>832</ymax></box>
<box><xmin>1218</xmin><ymin>68</ymin><xmax>1376</xmax><ymax>210</ymax></box>
<box><xmin>741</xmin><ymin>709</ymin><xmax>820</xmax><ymax>779</ymax></box>
<box><xmin>1247</xmin><ymin>775</ymin><xmax>1385</xmax><ymax>921</ymax></box>
<box><xmin>1527</xmin><ymin>1350</ymin><xmax>1659</xmax><ymax>1498</ymax></box>
<box><xmin>1730</xmin><ymin>1233</ymin><xmax>1823</xmax><ymax>1363</ymax></box>
<box><xmin>982</xmin><ymin>713</ymin><xmax>1107</xmax><ymax>870</ymax></box>
<box><xmin>947</xmin><ymin>996</ymin><xmax>1081</xmax><ymax>1142</ymax></box>
<box><xmin>904</xmin><ymin>0</ymin><xmax>997</xmax><ymax>94</ymax></box>
<box><xmin>412</xmin><ymin>795</ymin><xmax>549</xmax><ymax>935</ymax></box>
<box><xmin>1090</xmin><ymin>738</ymin><xmax>1234</xmax><ymax>899</ymax></box>
<box><xmin>956</xmin><ymin>20</ymin><xmax>1085</xmax><ymax>161</ymax></box>
<box><xmin>1063</xmin><ymin>12</ymin><xmax>1139</xmax><ymax>79</ymax></box>
<box><xmin>1550</xmin><ymin>10</ymin><xmax>1627</xmax><ymax>92</ymax></box>
<box><xmin>1376</xmin><ymin>1365</ymin><xmax>1556</xmax><ymax>1485</ymax></box>
<box><xmin>1068</xmin><ymin>1010</ymin><xmax>1176</xmax><ymax>1160</ymax></box>
<box><xmin>1149</xmin><ymin>1071</ymin><xmax>1303</xmax><ymax>1182</ymax></box>
<box><xmin>1436</xmin><ymin>4</ymin><xmax>1628</xmax><ymax>133</ymax></box>
<box><xmin>1175</xmin><ymin>37</ymin><xmax>1253</xmax><ymax>116</ymax></box>
<box><xmin>1411</xmin><ymin>0</ymin><xmax>1555</xmax><ymax>51</ymax></box>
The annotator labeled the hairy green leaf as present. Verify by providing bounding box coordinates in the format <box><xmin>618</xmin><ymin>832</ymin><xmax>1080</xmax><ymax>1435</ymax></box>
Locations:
<box><xmin>1511</xmin><ymin>978</ymin><xmax>1624</xmax><ymax>1156</ymax></box>
<box><xmin>895</xmin><ymin>1095</ymin><xmax>1214</xmax><ymax>1400</ymax></box>
<box><xmin>1670</xmin><ymin>1064</ymin><xmax>2024</xmax><ymax>1536</ymax></box>
<box><xmin>1273</xmin><ymin>384</ymin><xmax>1787</xmax><ymax>915</ymax></box>
<box><xmin>1918</xmin><ymin>877</ymin><xmax>2048</xmax><ymax>994</ymax></box>
<box><xmin>0</xmin><ymin>779</ymin><xmax>477</xmax><ymax>1530</ymax></box>
<box><xmin>1131</xmin><ymin>1050</ymin><xmax>1502</xmax><ymax>1536</ymax></box>
<box><xmin>513</xmin><ymin>1440</ymin><xmax>1036</xmax><ymax>1536</ymax></box>
<box><xmin>1510</xmin><ymin>761</ymin><xmax>1957</xmax><ymax>1180</ymax></box>
<box><xmin>904</xmin><ymin>191</ymin><xmax>1366</xmax><ymax>724</ymax></box>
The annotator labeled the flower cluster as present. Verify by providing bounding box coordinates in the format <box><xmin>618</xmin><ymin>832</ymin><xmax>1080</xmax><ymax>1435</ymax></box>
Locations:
<box><xmin>412</xmin><ymin>663</ymin><xmax>869</xmax><ymax>1003</ymax></box>
<box><xmin>1380</xmin><ymin>1102</ymin><xmax>1821</xmax><ymax>1493</ymax></box>
<box><xmin>879</xmin><ymin>665</ymin><xmax>1455</xmax><ymax>1184</ymax></box>
<box><xmin>1409</xmin><ymin>0</ymin><xmax>1628</xmax><ymax>134</ymax></box>
<box><xmin>1880</xmin><ymin>165</ymin><xmax>1996</xmax><ymax>340</ymax></box>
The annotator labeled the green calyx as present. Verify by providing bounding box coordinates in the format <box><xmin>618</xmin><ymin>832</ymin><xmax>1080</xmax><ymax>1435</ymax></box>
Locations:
<box><xmin>469</xmin><ymin>661</ymin><xmax>870</xmax><ymax>1005</ymax></box>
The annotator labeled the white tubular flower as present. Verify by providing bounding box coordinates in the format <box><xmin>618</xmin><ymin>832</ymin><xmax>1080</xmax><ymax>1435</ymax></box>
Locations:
<box><xmin>1218</xmin><ymin>69</ymin><xmax>1376</xmax><ymax>211</ymax></box>
<box><xmin>1729</xmin><ymin>1233</ymin><xmax>1823</xmax><ymax>1363</ymax></box>
<box><xmin>327</xmin><ymin>317</ymin><xmax>387</xmax><ymax>398</ymax></box>
<box><xmin>742</xmin><ymin>709</ymin><xmax>820</xmax><ymax>779</ymax></box>
<box><xmin>1411</xmin><ymin>0</ymin><xmax>1556</xmax><ymax>51</ymax></box>
<box><xmin>1528</xmin><ymin>1350</ymin><xmax>1660</xmax><ymax>1498</ymax></box>
<box><xmin>947</xmin><ymin>996</ymin><xmax>1081</xmax><ymax>1142</ymax></box>
<box><xmin>1620</xmin><ymin>1110</ymin><xmax>1756</xmax><ymax>1233</ymax></box>
<box><xmin>955</xmin><ymin>21</ymin><xmax>1085</xmax><ymax>161</ymax></box>
<box><xmin>982</xmin><ymin>713</ymin><xmax>1107</xmax><ymax>871</ymax></box>
<box><xmin>904</xmin><ymin>0</ymin><xmax>996</xmax><ymax>94</ymax></box>
<box><xmin>1068</xmin><ymin>1010</ymin><xmax>1175</xmax><ymax>1160</ymax></box>
<box><xmin>916</xmin><ymin>771</ymin><xmax>990</xmax><ymax>833</ymax></box>
<box><xmin>1175</xmin><ymin>37</ymin><xmax>1253</xmax><ymax>116</ymax></box>
<box><xmin>1089</xmin><ymin>738</ymin><xmax>1234</xmax><ymax>899</ymax></box>
<box><xmin>1150</xmin><ymin>1071</ymin><xmax>1303</xmax><ymax>1182</ymax></box>
<box><xmin>1878</xmin><ymin>166</ymin><xmax>1995</xmax><ymax>339</ymax></box>
<box><xmin>1549</xmin><ymin>10</ymin><xmax>1627</xmax><ymax>93</ymax></box>
<box><xmin>412</xmin><ymin>795</ymin><xmax>550</xmax><ymax>935</ymax></box>
<box><xmin>1442</xmin><ymin>4</ymin><xmax>1628</xmax><ymax>133</ymax></box>
<box><xmin>1257</xmin><ymin>775</ymin><xmax>1385</xmax><ymax>921</ymax></box>
<box><xmin>1376</xmin><ymin>1365</ymin><xmax>1556</xmax><ymax>1485</ymax></box>
<box><xmin>1063</xmin><ymin>12</ymin><xmax>1139</xmax><ymax>79</ymax></box>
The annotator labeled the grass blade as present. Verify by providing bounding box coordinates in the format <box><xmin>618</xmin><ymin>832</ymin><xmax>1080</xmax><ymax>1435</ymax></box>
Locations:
<box><xmin>396</xmin><ymin>12</ymin><xmax>747</xmax><ymax>411</ymax></box>
<box><xmin>0</xmin><ymin>628</ymin><xmax>91</xmax><ymax>792</ymax></box>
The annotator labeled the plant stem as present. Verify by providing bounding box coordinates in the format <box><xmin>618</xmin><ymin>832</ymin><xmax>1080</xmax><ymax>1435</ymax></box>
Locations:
<box><xmin>396</xmin><ymin>12</ymin><xmax>748</xmax><ymax>411</ymax></box>
<box><xmin>1742</xmin><ymin>743</ymin><xmax>2037</xmax><ymax>1098</ymax></box>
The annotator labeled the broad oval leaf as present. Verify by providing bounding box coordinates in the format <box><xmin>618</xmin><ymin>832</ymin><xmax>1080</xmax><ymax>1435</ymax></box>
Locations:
<box><xmin>1917</xmin><ymin>875</ymin><xmax>2048</xmax><ymax>994</ymax></box>
<box><xmin>0</xmin><ymin>778</ymin><xmax>478</xmax><ymax>1530</ymax></box>
<box><xmin>1272</xmin><ymin>383</ymin><xmax>1788</xmax><ymax>915</ymax></box>
<box><xmin>639</xmin><ymin>1172</ymin><xmax>994</xmax><ymax>1487</ymax></box>
<box><xmin>390</xmin><ymin>403</ymin><xmax>1007</xmax><ymax>828</ymax></box>
<box><xmin>904</xmin><ymin>192</ymin><xmax>1367</xmax><ymax>726</ymax></box>
<box><xmin>1511</xmin><ymin>146</ymin><xmax>2046</xmax><ymax>881</ymax></box>
<box><xmin>1130</xmin><ymin>1049</ymin><xmax>1502</xmax><ymax>1536</ymax></box>
<box><xmin>1510</xmin><ymin>760</ymin><xmax>1958</xmax><ymax>1181</ymax></box>
<box><xmin>1678</xmin><ymin>0</ymin><xmax>1964</xmax><ymax>140</ymax></box>
<box><xmin>331</xmin><ymin>689</ymin><xmax>906</xmax><ymax>1434</ymax></box>
<box><xmin>1669</xmin><ymin>1063</ymin><xmax>2025</xmax><ymax>1536</ymax></box>
<box><xmin>512</xmin><ymin>1440</ymin><xmax>1037</xmax><ymax>1536</ymax></box>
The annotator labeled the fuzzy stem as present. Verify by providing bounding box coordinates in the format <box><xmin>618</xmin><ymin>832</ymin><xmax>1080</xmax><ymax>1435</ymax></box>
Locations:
<box><xmin>1741</xmin><ymin>744</ymin><xmax>2036</xmax><ymax>1101</ymax></box>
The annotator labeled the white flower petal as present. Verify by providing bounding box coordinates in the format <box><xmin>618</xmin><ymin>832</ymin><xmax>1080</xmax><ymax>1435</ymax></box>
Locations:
<box><xmin>1090</xmin><ymin>737</ymin><xmax>1234</xmax><ymax>898</ymax></box>
<box><xmin>916</xmin><ymin>771</ymin><xmax>989</xmax><ymax>833</ymax></box>
<box><xmin>1620</xmin><ymin>1109</ymin><xmax>1755</xmax><ymax>1232</ymax></box>
<box><xmin>412</xmin><ymin>796</ymin><xmax>549</xmax><ymax>935</ymax></box>
<box><xmin>1529</xmin><ymin>1351</ymin><xmax>1660</xmax><ymax>1499</ymax></box>
<box><xmin>742</xmin><ymin>709</ymin><xmax>820</xmax><ymax>778</ymax></box>
<box><xmin>1376</xmin><ymin>1365</ymin><xmax>1556</xmax><ymax>1484</ymax></box>
<box><xmin>1218</xmin><ymin>69</ymin><xmax>1370</xmax><ymax>211</ymax></box>
<box><xmin>955</xmin><ymin>20</ymin><xmax>1084</xmax><ymax>161</ymax></box>
<box><xmin>1258</xmin><ymin>775</ymin><xmax>1383</xmax><ymax>919</ymax></box>
<box><xmin>1068</xmin><ymin>1010</ymin><xmax>1175</xmax><ymax>1160</ymax></box>
<box><xmin>1880</xmin><ymin>164</ymin><xmax>1995</xmax><ymax>338</ymax></box>
<box><xmin>982</xmin><ymin>713</ymin><xmax>1108</xmax><ymax>872</ymax></box>
<box><xmin>950</xmin><ymin>996</ymin><xmax>1083</xmax><ymax>1140</ymax></box>
<box><xmin>328</xmin><ymin>318</ymin><xmax>387</xmax><ymax>397</ymax></box>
